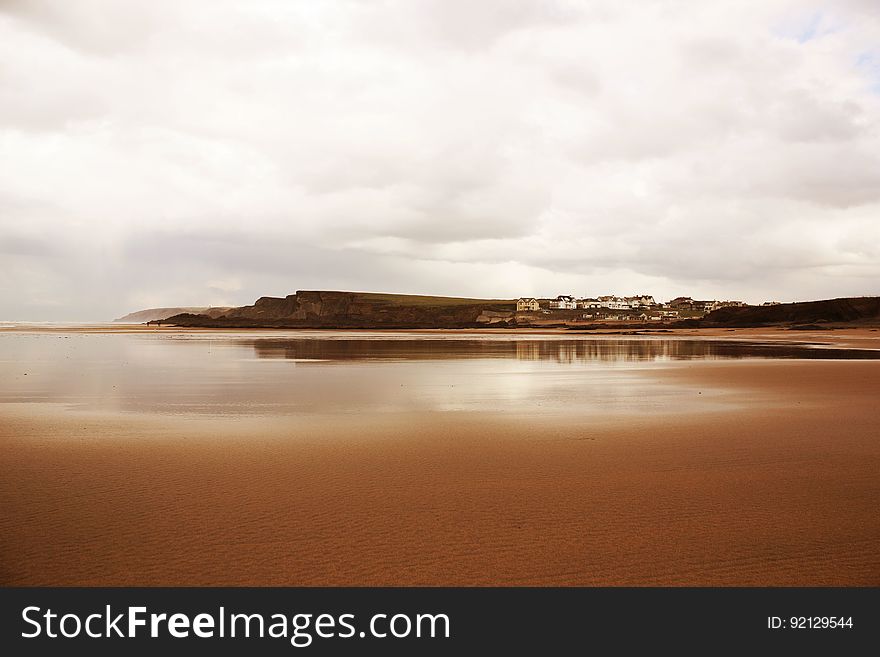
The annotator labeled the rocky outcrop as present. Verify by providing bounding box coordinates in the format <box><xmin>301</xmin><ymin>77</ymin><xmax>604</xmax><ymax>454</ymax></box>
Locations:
<box><xmin>164</xmin><ymin>291</ymin><xmax>516</xmax><ymax>328</ymax></box>
<box><xmin>114</xmin><ymin>306</ymin><xmax>233</xmax><ymax>323</ymax></box>
<box><xmin>699</xmin><ymin>297</ymin><xmax>880</xmax><ymax>327</ymax></box>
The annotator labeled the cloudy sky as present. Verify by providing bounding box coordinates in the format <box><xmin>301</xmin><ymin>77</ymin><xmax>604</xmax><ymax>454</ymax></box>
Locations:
<box><xmin>1</xmin><ymin>0</ymin><xmax>879</xmax><ymax>320</ymax></box>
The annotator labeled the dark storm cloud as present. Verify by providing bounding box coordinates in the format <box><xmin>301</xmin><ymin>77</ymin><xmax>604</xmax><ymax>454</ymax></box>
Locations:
<box><xmin>1</xmin><ymin>0</ymin><xmax>879</xmax><ymax>319</ymax></box>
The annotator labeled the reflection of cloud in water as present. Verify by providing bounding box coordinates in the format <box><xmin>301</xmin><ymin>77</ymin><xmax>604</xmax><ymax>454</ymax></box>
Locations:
<box><xmin>1</xmin><ymin>333</ymin><xmax>878</xmax><ymax>418</ymax></box>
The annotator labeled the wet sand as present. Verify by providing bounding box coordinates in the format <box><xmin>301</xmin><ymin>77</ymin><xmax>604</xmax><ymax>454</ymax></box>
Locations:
<box><xmin>1</xmin><ymin>329</ymin><xmax>879</xmax><ymax>586</ymax></box>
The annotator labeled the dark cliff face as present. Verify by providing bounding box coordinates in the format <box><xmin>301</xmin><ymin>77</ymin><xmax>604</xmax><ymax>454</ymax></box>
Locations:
<box><xmin>701</xmin><ymin>297</ymin><xmax>880</xmax><ymax>327</ymax></box>
<box><xmin>223</xmin><ymin>295</ymin><xmax>299</xmax><ymax>320</ymax></box>
<box><xmin>114</xmin><ymin>306</ymin><xmax>233</xmax><ymax>323</ymax></box>
<box><xmin>165</xmin><ymin>291</ymin><xmax>516</xmax><ymax>328</ymax></box>
<box><xmin>161</xmin><ymin>294</ymin><xmax>880</xmax><ymax>329</ymax></box>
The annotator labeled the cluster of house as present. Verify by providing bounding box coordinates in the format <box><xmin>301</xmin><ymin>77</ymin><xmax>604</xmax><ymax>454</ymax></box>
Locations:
<box><xmin>666</xmin><ymin>297</ymin><xmax>747</xmax><ymax>313</ymax></box>
<box><xmin>516</xmin><ymin>295</ymin><xmax>748</xmax><ymax>320</ymax></box>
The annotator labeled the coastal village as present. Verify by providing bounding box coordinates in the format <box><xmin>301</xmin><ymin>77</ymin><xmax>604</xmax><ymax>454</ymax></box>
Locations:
<box><xmin>142</xmin><ymin>290</ymin><xmax>790</xmax><ymax>329</ymax></box>
<box><xmin>513</xmin><ymin>295</ymin><xmax>779</xmax><ymax>323</ymax></box>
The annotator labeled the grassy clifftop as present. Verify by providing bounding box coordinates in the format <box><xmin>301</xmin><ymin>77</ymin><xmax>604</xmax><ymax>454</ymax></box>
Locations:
<box><xmin>163</xmin><ymin>290</ymin><xmax>516</xmax><ymax>328</ymax></box>
<box><xmin>702</xmin><ymin>296</ymin><xmax>880</xmax><ymax>327</ymax></box>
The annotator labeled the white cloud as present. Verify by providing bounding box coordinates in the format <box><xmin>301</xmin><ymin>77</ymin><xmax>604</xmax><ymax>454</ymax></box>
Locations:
<box><xmin>1</xmin><ymin>0</ymin><xmax>879</xmax><ymax>319</ymax></box>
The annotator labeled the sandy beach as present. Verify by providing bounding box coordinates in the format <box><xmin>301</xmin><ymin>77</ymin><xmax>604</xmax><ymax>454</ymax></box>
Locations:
<box><xmin>1</xmin><ymin>327</ymin><xmax>878</xmax><ymax>586</ymax></box>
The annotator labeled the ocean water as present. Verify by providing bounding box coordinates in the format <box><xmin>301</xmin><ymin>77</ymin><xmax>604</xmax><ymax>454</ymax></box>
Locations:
<box><xmin>0</xmin><ymin>330</ymin><xmax>877</xmax><ymax>417</ymax></box>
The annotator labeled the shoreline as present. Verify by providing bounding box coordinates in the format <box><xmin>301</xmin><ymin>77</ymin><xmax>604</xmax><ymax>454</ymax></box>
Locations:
<box><xmin>2</xmin><ymin>323</ymin><xmax>880</xmax><ymax>352</ymax></box>
<box><xmin>1</xmin><ymin>352</ymin><xmax>878</xmax><ymax>586</ymax></box>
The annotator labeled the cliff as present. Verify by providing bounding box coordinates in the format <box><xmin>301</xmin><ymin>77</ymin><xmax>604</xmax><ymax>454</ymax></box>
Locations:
<box><xmin>114</xmin><ymin>306</ymin><xmax>233</xmax><ymax>323</ymax></box>
<box><xmin>137</xmin><ymin>293</ymin><xmax>880</xmax><ymax>329</ymax></box>
<box><xmin>163</xmin><ymin>291</ymin><xmax>516</xmax><ymax>328</ymax></box>
<box><xmin>699</xmin><ymin>296</ymin><xmax>880</xmax><ymax>327</ymax></box>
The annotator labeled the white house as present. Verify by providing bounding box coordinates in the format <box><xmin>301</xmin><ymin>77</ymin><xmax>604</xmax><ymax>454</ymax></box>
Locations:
<box><xmin>606</xmin><ymin>298</ymin><xmax>632</xmax><ymax>310</ymax></box>
<box><xmin>549</xmin><ymin>295</ymin><xmax>577</xmax><ymax>310</ymax></box>
<box><xmin>516</xmin><ymin>297</ymin><xmax>540</xmax><ymax>312</ymax></box>
<box><xmin>627</xmin><ymin>295</ymin><xmax>656</xmax><ymax>307</ymax></box>
<box><xmin>595</xmin><ymin>295</ymin><xmax>631</xmax><ymax>310</ymax></box>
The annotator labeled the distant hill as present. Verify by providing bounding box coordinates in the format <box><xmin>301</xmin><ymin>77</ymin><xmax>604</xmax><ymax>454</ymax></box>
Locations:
<box><xmin>141</xmin><ymin>293</ymin><xmax>880</xmax><ymax>329</ymax></box>
<box><xmin>164</xmin><ymin>291</ymin><xmax>516</xmax><ymax>328</ymax></box>
<box><xmin>114</xmin><ymin>307</ymin><xmax>234</xmax><ymax>323</ymax></box>
<box><xmin>700</xmin><ymin>297</ymin><xmax>880</xmax><ymax>327</ymax></box>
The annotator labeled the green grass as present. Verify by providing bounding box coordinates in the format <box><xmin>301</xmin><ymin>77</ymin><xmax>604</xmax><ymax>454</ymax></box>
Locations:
<box><xmin>299</xmin><ymin>290</ymin><xmax>515</xmax><ymax>307</ymax></box>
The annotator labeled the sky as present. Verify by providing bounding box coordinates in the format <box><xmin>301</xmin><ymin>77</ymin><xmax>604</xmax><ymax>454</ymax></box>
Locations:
<box><xmin>1</xmin><ymin>0</ymin><xmax>879</xmax><ymax>320</ymax></box>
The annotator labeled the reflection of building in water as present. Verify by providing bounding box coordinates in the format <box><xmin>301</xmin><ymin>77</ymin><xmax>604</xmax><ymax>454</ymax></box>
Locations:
<box><xmin>516</xmin><ymin>340</ymin><xmax>702</xmax><ymax>362</ymax></box>
<box><xmin>511</xmin><ymin>339</ymin><xmax>800</xmax><ymax>363</ymax></box>
<box><xmin>247</xmin><ymin>338</ymin><xmax>877</xmax><ymax>364</ymax></box>
<box><xmin>516</xmin><ymin>342</ymin><xmax>542</xmax><ymax>361</ymax></box>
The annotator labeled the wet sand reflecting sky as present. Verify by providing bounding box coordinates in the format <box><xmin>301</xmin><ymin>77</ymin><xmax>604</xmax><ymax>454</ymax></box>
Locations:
<box><xmin>1</xmin><ymin>331</ymin><xmax>877</xmax><ymax>417</ymax></box>
<box><xmin>2</xmin><ymin>329</ymin><xmax>879</xmax><ymax>586</ymax></box>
